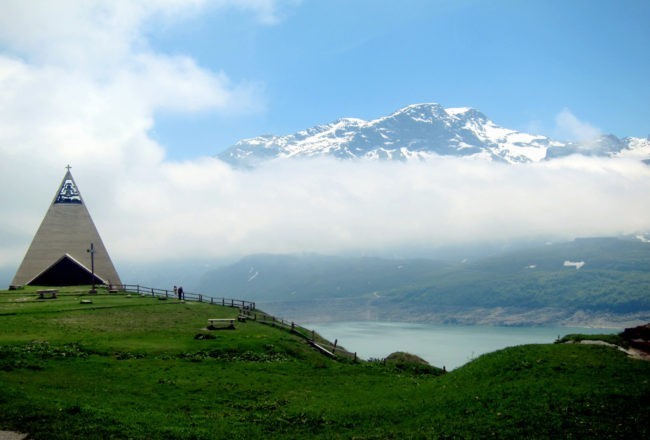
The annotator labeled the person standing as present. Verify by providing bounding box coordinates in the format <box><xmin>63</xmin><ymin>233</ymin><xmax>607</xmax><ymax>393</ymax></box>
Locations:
<box><xmin>174</xmin><ymin>285</ymin><xmax>178</xmax><ymax>299</ymax></box>
<box><xmin>178</xmin><ymin>286</ymin><xmax>184</xmax><ymax>300</ymax></box>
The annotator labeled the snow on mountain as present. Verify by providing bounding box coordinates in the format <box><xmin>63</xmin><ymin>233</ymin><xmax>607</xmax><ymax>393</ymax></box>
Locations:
<box><xmin>218</xmin><ymin>103</ymin><xmax>650</xmax><ymax>167</ymax></box>
<box><xmin>545</xmin><ymin>134</ymin><xmax>650</xmax><ymax>161</ymax></box>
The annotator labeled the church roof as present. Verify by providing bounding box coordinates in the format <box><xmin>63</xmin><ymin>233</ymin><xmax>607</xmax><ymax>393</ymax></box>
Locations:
<box><xmin>11</xmin><ymin>168</ymin><xmax>122</xmax><ymax>287</ymax></box>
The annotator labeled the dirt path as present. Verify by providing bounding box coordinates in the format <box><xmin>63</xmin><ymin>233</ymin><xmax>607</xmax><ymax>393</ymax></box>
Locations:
<box><xmin>0</xmin><ymin>431</ymin><xmax>27</xmax><ymax>440</ymax></box>
<box><xmin>576</xmin><ymin>340</ymin><xmax>650</xmax><ymax>361</ymax></box>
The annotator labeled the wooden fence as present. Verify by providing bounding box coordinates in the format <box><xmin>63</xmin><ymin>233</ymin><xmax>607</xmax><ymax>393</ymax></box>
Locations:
<box><xmin>247</xmin><ymin>309</ymin><xmax>357</xmax><ymax>361</ymax></box>
<box><xmin>112</xmin><ymin>284</ymin><xmax>357</xmax><ymax>361</ymax></box>
<box><xmin>114</xmin><ymin>284</ymin><xmax>256</xmax><ymax>311</ymax></box>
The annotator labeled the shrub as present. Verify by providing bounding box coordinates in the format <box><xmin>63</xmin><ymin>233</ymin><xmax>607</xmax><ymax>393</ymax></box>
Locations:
<box><xmin>384</xmin><ymin>351</ymin><xmax>445</xmax><ymax>375</ymax></box>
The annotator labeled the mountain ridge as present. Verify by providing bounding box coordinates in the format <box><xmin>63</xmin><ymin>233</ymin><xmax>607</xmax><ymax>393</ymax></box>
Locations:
<box><xmin>197</xmin><ymin>236</ymin><xmax>650</xmax><ymax>326</ymax></box>
<box><xmin>218</xmin><ymin>103</ymin><xmax>650</xmax><ymax>167</ymax></box>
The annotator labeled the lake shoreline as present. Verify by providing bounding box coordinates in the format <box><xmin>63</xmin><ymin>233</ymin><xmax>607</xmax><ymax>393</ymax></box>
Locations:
<box><xmin>305</xmin><ymin>321</ymin><xmax>623</xmax><ymax>370</ymax></box>
<box><xmin>258</xmin><ymin>299</ymin><xmax>648</xmax><ymax>329</ymax></box>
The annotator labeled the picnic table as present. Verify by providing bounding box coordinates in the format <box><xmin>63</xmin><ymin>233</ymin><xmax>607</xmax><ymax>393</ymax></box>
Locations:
<box><xmin>37</xmin><ymin>289</ymin><xmax>58</xmax><ymax>299</ymax></box>
<box><xmin>207</xmin><ymin>318</ymin><xmax>235</xmax><ymax>329</ymax></box>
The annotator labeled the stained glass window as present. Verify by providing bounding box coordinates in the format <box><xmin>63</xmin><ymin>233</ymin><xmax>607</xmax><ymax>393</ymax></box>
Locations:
<box><xmin>55</xmin><ymin>179</ymin><xmax>82</xmax><ymax>204</ymax></box>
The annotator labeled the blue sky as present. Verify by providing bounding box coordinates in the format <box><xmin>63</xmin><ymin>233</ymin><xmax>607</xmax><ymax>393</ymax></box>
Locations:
<box><xmin>147</xmin><ymin>0</ymin><xmax>650</xmax><ymax>159</ymax></box>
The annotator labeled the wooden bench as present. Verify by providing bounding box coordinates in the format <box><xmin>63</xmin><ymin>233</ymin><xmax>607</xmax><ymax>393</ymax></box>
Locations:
<box><xmin>207</xmin><ymin>318</ymin><xmax>235</xmax><ymax>329</ymax></box>
<box><xmin>238</xmin><ymin>315</ymin><xmax>247</xmax><ymax>322</ymax></box>
<box><xmin>37</xmin><ymin>289</ymin><xmax>58</xmax><ymax>299</ymax></box>
<box><xmin>308</xmin><ymin>340</ymin><xmax>337</xmax><ymax>358</ymax></box>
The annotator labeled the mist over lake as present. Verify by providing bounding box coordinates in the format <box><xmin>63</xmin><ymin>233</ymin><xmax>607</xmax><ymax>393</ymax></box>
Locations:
<box><xmin>308</xmin><ymin>322</ymin><xmax>621</xmax><ymax>370</ymax></box>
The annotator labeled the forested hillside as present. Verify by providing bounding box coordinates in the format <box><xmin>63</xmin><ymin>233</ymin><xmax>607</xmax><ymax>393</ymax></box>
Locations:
<box><xmin>198</xmin><ymin>237</ymin><xmax>650</xmax><ymax>324</ymax></box>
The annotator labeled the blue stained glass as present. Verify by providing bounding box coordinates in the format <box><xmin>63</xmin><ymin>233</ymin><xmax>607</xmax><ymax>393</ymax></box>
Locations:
<box><xmin>55</xmin><ymin>179</ymin><xmax>82</xmax><ymax>204</ymax></box>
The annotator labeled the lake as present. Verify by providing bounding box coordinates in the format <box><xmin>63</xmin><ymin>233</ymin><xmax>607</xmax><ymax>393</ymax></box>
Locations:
<box><xmin>308</xmin><ymin>321</ymin><xmax>621</xmax><ymax>370</ymax></box>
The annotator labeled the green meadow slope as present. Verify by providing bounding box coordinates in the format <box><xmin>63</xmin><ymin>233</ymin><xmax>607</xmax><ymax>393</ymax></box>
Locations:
<box><xmin>0</xmin><ymin>287</ymin><xmax>648</xmax><ymax>439</ymax></box>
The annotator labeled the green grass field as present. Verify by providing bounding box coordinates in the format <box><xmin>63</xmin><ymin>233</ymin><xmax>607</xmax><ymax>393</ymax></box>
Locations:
<box><xmin>1</xmin><ymin>286</ymin><xmax>648</xmax><ymax>439</ymax></box>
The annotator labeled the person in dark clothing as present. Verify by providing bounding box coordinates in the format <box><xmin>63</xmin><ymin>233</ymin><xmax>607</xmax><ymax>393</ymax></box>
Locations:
<box><xmin>178</xmin><ymin>286</ymin><xmax>184</xmax><ymax>300</ymax></box>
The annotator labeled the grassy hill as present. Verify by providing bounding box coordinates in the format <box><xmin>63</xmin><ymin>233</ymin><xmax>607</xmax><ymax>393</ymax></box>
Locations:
<box><xmin>1</xmin><ymin>286</ymin><xmax>649</xmax><ymax>439</ymax></box>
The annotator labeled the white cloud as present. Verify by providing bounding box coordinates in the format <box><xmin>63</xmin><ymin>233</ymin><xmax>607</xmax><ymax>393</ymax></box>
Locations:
<box><xmin>554</xmin><ymin>108</ymin><xmax>602</xmax><ymax>142</ymax></box>
<box><xmin>0</xmin><ymin>1</ymin><xmax>296</xmax><ymax>67</ymax></box>
<box><xmin>0</xmin><ymin>0</ymin><xmax>294</xmax><ymax>269</ymax></box>
<box><xmin>24</xmin><ymin>154</ymin><xmax>638</xmax><ymax>266</ymax></box>
<box><xmin>0</xmin><ymin>1</ymin><xmax>189</xmax><ymax>69</ymax></box>
<box><xmin>88</xmin><ymin>155</ymin><xmax>650</xmax><ymax>265</ymax></box>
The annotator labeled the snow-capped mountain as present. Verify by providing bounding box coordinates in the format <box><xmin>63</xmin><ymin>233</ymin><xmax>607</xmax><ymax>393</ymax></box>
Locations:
<box><xmin>546</xmin><ymin>134</ymin><xmax>650</xmax><ymax>161</ymax></box>
<box><xmin>218</xmin><ymin>103</ymin><xmax>650</xmax><ymax>167</ymax></box>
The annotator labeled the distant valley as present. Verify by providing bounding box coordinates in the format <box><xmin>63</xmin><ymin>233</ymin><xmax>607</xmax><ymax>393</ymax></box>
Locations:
<box><xmin>197</xmin><ymin>236</ymin><xmax>650</xmax><ymax>327</ymax></box>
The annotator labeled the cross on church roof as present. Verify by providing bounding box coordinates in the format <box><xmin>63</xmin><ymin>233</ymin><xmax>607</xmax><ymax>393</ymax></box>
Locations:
<box><xmin>66</xmin><ymin>164</ymin><xmax>71</xmax><ymax>171</ymax></box>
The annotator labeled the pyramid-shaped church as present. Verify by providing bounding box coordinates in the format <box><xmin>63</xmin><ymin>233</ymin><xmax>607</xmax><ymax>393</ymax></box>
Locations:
<box><xmin>11</xmin><ymin>168</ymin><xmax>122</xmax><ymax>287</ymax></box>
